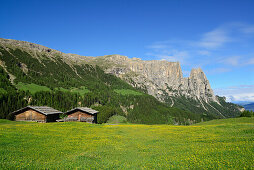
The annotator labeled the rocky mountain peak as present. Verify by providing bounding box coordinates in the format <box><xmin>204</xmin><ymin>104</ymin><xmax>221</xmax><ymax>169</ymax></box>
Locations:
<box><xmin>190</xmin><ymin>68</ymin><xmax>206</xmax><ymax>80</ymax></box>
<box><xmin>102</xmin><ymin>56</ymin><xmax>218</xmax><ymax>104</ymax></box>
<box><xmin>182</xmin><ymin>68</ymin><xmax>217</xmax><ymax>103</ymax></box>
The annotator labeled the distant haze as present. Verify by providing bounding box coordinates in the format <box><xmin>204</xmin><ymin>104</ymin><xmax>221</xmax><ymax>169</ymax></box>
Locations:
<box><xmin>214</xmin><ymin>85</ymin><xmax>254</xmax><ymax>102</ymax></box>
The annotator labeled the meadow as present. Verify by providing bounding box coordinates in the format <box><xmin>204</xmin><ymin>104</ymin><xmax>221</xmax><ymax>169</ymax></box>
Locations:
<box><xmin>16</xmin><ymin>82</ymin><xmax>51</xmax><ymax>94</ymax></box>
<box><xmin>16</xmin><ymin>83</ymin><xmax>90</xmax><ymax>95</ymax></box>
<box><xmin>0</xmin><ymin>118</ymin><xmax>253</xmax><ymax>169</ymax></box>
<box><xmin>114</xmin><ymin>89</ymin><xmax>143</xmax><ymax>96</ymax></box>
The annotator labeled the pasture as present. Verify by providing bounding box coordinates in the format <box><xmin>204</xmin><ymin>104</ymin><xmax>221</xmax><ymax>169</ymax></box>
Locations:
<box><xmin>0</xmin><ymin>118</ymin><xmax>253</xmax><ymax>169</ymax></box>
<box><xmin>16</xmin><ymin>83</ymin><xmax>90</xmax><ymax>96</ymax></box>
<box><xmin>16</xmin><ymin>82</ymin><xmax>51</xmax><ymax>94</ymax></box>
<box><xmin>114</xmin><ymin>89</ymin><xmax>143</xmax><ymax>96</ymax></box>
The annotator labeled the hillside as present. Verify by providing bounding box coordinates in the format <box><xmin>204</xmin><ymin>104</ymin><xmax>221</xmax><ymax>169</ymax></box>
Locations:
<box><xmin>0</xmin><ymin>118</ymin><xmax>253</xmax><ymax>169</ymax></box>
<box><xmin>0</xmin><ymin>38</ymin><xmax>242</xmax><ymax>124</ymax></box>
<box><xmin>0</xmin><ymin>39</ymin><xmax>197</xmax><ymax>124</ymax></box>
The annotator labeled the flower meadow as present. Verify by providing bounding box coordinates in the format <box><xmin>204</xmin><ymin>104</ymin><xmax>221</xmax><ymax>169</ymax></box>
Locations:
<box><xmin>0</xmin><ymin>118</ymin><xmax>253</xmax><ymax>169</ymax></box>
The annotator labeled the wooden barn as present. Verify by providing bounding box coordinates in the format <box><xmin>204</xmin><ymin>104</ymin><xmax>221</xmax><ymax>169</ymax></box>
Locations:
<box><xmin>12</xmin><ymin>106</ymin><xmax>62</xmax><ymax>123</ymax></box>
<box><xmin>64</xmin><ymin>107</ymin><xmax>99</xmax><ymax>123</ymax></box>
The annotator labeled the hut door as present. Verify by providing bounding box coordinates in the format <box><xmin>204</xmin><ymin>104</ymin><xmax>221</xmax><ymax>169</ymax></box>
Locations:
<box><xmin>78</xmin><ymin>114</ymin><xmax>81</xmax><ymax>121</ymax></box>
<box><xmin>28</xmin><ymin>111</ymin><xmax>33</xmax><ymax>120</ymax></box>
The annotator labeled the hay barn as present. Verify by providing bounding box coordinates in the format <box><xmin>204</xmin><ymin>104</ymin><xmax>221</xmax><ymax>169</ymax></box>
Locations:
<box><xmin>65</xmin><ymin>107</ymin><xmax>99</xmax><ymax>123</ymax></box>
<box><xmin>12</xmin><ymin>106</ymin><xmax>62</xmax><ymax>123</ymax></box>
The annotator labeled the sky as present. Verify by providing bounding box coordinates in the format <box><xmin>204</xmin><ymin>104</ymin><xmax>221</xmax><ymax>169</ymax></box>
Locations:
<box><xmin>1</xmin><ymin>0</ymin><xmax>254</xmax><ymax>102</ymax></box>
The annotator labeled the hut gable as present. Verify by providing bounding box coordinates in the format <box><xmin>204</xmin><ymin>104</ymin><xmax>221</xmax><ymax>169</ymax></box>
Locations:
<box><xmin>12</xmin><ymin>106</ymin><xmax>62</xmax><ymax>122</ymax></box>
<box><xmin>65</xmin><ymin>107</ymin><xmax>99</xmax><ymax>123</ymax></box>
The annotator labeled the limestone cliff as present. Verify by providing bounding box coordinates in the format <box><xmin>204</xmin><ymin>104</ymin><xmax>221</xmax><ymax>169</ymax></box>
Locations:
<box><xmin>95</xmin><ymin>55</ymin><xmax>218</xmax><ymax>104</ymax></box>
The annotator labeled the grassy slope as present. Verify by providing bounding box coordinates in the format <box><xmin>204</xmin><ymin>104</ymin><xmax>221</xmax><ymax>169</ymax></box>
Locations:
<box><xmin>114</xmin><ymin>89</ymin><xmax>143</xmax><ymax>96</ymax></box>
<box><xmin>0</xmin><ymin>118</ymin><xmax>253</xmax><ymax>169</ymax></box>
<box><xmin>16</xmin><ymin>82</ymin><xmax>51</xmax><ymax>94</ymax></box>
<box><xmin>16</xmin><ymin>83</ymin><xmax>91</xmax><ymax>95</ymax></box>
<box><xmin>16</xmin><ymin>82</ymin><xmax>90</xmax><ymax>96</ymax></box>
<box><xmin>70</xmin><ymin>86</ymin><xmax>90</xmax><ymax>96</ymax></box>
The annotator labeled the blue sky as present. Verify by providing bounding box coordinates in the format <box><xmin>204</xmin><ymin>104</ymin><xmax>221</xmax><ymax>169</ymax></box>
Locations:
<box><xmin>1</xmin><ymin>0</ymin><xmax>254</xmax><ymax>102</ymax></box>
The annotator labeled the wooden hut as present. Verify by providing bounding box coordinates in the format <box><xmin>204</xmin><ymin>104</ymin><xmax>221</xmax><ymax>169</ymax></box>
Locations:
<box><xmin>12</xmin><ymin>106</ymin><xmax>62</xmax><ymax>123</ymax></box>
<box><xmin>64</xmin><ymin>107</ymin><xmax>99</xmax><ymax>123</ymax></box>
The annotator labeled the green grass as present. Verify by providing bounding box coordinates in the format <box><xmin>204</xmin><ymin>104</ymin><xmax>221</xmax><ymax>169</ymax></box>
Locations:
<box><xmin>71</xmin><ymin>86</ymin><xmax>90</xmax><ymax>96</ymax></box>
<box><xmin>16</xmin><ymin>83</ymin><xmax>90</xmax><ymax>96</ymax></box>
<box><xmin>55</xmin><ymin>87</ymin><xmax>70</xmax><ymax>93</ymax></box>
<box><xmin>0</xmin><ymin>117</ymin><xmax>253</xmax><ymax>169</ymax></box>
<box><xmin>57</xmin><ymin>86</ymin><xmax>90</xmax><ymax>96</ymax></box>
<box><xmin>16</xmin><ymin>82</ymin><xmax>51</xmax><ymax>94</ymax></box>
<box><xmin>114</xmin><ymin>89</ymin><xmax>143</xmax><ymax>96</ymax></box>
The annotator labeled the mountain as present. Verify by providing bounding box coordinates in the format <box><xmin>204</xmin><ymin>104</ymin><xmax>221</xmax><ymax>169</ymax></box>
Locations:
<box><xmin>242</xmin><ymin>103</ymin><xmax>254</xmax><ymax>111</ymax></box>
<box><xmin>233</xmin><ymin>101</ymin><xmax>252</xmax><ymax>105</ymax></box>
<box><xmin>82</xmin><ymin>55</ymin><xmax>242</xmax><ymax>118</ymax></box>
<box><xmin>233</xmin><ymin>101</ymin><xmax>254</xmax><ymax>111</ymax></box>
<box><xmin>88</xmin><ymin>55</ymin><xmax>217</xmax><ymax>102</ymax></box>
<box><xmin>0</xmin><ymin>38</ymin><xmax>242</xmax><ymax>124</ymax></box>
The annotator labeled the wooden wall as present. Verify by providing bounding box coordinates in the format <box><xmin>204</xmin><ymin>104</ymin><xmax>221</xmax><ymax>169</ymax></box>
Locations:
<box><xmin>15</xmin><ymin>109</ymin><xmax>46</xmax><ymax>122</ymax></box>
<box><xmin>67</xmin><ymin>111</ymin><xmax>95</xmax><ymax>123</ymax></box>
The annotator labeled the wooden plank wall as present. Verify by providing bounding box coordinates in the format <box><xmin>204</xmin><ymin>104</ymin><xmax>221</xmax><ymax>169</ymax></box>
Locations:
<box><xmin>67</xmin><ymin>111</ymin><xmax>95</xmax><ymax>123</ymax></box>
<box><xmin>68</xmin><ymin>111</ymin><xmax>93</xmax><ymax>119</ymax></box>
<box><xmin>15</xmin><ymin>109</ymin><xmax>46</xmax><ymax>122</ymax></box>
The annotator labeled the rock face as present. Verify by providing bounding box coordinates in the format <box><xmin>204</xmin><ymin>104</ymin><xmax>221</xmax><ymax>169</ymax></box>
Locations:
<box><xmin>99</xmin><ymin>55</ymin><xmax>218</xmax><ymax>104</ymax></box>
<box><xmin>182</xmin><ymin>68</ymin><xmax>217</xmax><ymax>102</ymax></box>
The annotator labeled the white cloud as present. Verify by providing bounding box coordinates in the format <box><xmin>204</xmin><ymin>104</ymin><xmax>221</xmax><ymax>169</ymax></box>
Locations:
<box><xmin>146</xmin><ymin>42</ymin><xmax>190</xmax><ymax>64</ymax></box>
<box><xmin>198</xmin><ymin>50</ymin><xmax>210</xmax><ymax>55</ymax></box>
<box><xmin>207</xmin><ymin>67</ymin><xmax>231</xmax><ymax>74</ymax></box>
<box><xmin>248</xmin><ymin>58</ymin><xmax>254</xmax><ymax>64</ymax></box>
<box><xmin>198</xmin><ymin>28</ymin><xmax>231</xmax><ymax>49</ymax></box>
<box><xmin>146</xmin><ymin>22</ymin><xmax>254</xmax><ymax>71</ymax></box>
<box><xmin>147</xmin><ymin>49</ymin><xmax>189</xmax><ymax>64</ymax></box>
<box><xmin>147</xmin><ymin>44</ymin><xmax>169</xmax><ymax>49</ymax></box>
<box><xmin>214</xmin><ymin>85</ymin><xmax>254</xmax><ymax>102</ymax></box>
<box><xmin>197</xmin><ymin>23</ymin><xmax>254</xmax><ymax>49</ymax></box>
<box><xmin>226</xmin><ymin>93</ymin><xmax>254</xmax><ymax>102</ymax></box>
<box><xmin>217</xmin><ymin>56</ymin><xmax>254</xmax><ymax>67</ymax></box>
<box><xmin>220</xmin><ymin>56</ymin><xmax>241</xmax><ymax>66</ymax></box>
<box><xmin>240</xmin><ymin>25</ymin><xmax>254</xmax><ymax>34</ymax></box>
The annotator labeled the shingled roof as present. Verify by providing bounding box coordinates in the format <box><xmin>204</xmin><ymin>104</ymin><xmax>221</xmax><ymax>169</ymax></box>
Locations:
<box><xmin>12</xmin><ymin>106</ymin><xmax>63</xmax><ymax>115</ymax></box>
<box><xmin>66</xmin><ymin>107</ymin><xmax>99</xmax><ymax>115</ymax></box>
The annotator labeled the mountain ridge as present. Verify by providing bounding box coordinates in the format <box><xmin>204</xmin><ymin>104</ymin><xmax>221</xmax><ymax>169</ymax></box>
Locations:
<box><xmin>0</xmin><ymin>38</ymin><xmax>217</xmax><ymax>104</ymax></box>
<box><xmin>99</xmin><ymin>55</ymin><xmax>219</xmax><ymax>104</ymax></box>
<box><xmin>0</xmin><ymin>38</ymin><xmax>242</xmax><ymax>122</ymax></box>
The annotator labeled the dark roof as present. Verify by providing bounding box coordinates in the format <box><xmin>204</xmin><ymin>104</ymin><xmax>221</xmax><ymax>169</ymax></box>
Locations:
<box><xmin>12</xmin><ymin>106</ymin><xmax>63</xmax><ymax>115</ymax></box>
<box><xmin>66</xmin><ymin>107</ymin><xmax>99</xmax><ymax>115</ymax></box>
